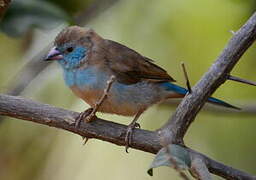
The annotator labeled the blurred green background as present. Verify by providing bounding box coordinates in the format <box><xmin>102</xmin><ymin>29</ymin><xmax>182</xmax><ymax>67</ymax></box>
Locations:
<box><xmin>0</xmin><ymin>0</ymin><xmax>256</xmax><ymax>179</ymax></box>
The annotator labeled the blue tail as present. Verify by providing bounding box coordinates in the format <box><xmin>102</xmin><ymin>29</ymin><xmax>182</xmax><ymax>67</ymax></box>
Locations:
<box><xmin>161</xmin><ymin>82</ymin><xmax>240</xmax><ymax>110</ymax></box>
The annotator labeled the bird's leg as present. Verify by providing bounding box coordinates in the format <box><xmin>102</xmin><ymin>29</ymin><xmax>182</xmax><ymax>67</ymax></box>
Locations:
<box><xmin>75</xmin><ymin>75</ymin><xmax>116</xmax><ymax>128</ymax></box>
<box><xmin>85</xmin><ymin>75</ymin><xmax>116</xmax><ymax>122</ymax></box>
<box><xmin>125</xmin><ymin>110</ymin><xmax>143</xmax><ymax>153</ymax></box>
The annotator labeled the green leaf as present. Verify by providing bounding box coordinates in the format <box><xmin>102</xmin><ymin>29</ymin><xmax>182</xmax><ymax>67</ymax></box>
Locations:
<box><xmin>148</xmin><ymin>144</ymin><xmax>191</xmax><ymax>176</ymax></box>
<box><xmin>0</xmin><ymin>0</ymin><xmax>73</xmax><ymax>37</ymax></box>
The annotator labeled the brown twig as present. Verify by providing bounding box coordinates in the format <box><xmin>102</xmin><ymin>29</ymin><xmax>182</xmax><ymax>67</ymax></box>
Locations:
<box><xmin>0</xmin><ymin>94</ymin><xmax>255</xmax><ymax>179</ymax></box>
<box><xmin>85</xmin><ymin>75</ymin><xmax>116</xmax><ymax>122</ymax></box>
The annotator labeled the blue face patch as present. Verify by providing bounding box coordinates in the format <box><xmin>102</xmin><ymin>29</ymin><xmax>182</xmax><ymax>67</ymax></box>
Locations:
<box><xmin>57</xmin><ymin>43</ymin><xmax>87</xmax><ymax>70</ymax></box>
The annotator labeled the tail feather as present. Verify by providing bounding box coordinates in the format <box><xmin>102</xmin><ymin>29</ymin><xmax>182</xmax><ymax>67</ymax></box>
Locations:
<box><xmin>207</xmin><ymin>97</ymin><xmax>240</xmax><ymax>110</ymax></box>
<box><xmin>161</xmin><ymin>82</ymin><xmax>240</xmax><ymax>110</ymax></box>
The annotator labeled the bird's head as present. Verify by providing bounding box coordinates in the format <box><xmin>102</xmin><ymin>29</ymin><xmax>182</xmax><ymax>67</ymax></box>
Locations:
<box><xmin>45</xmin><ymin>26</ymin><xmax>101</xmax><ymax>70</ymax></box>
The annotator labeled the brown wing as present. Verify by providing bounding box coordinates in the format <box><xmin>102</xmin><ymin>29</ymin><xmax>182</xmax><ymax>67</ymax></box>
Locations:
<box><xmin>103</xmin><ymin>40</ymin><xmax>176</xmax><ymax>84</ymax></box>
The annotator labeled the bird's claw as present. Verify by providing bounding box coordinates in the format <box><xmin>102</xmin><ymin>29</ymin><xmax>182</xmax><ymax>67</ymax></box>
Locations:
<box><xmin>125</xmin><ymin>122</ymin><xmax>141</xmax><ymax>153</ymax></box>
<box><xmin>75</xmin><ymin>108</ymin><xmax>93</xmax><ymax>128</ymax></box>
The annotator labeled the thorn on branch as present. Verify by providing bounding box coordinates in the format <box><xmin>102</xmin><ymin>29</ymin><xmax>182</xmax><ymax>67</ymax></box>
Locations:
<box><xmin>227</xmin><ymin>75</ymin><xmax>256</xmax><ymax>86</ymax></box>
<box><xmin>229</xmin><ymin>30</ymin><xmax>236</xmax><ymax>35</ymax></box>
<box><xmin>181</xmin><ymin>62</ymin><xmax>192</xmax><ymax>93</ymax></box>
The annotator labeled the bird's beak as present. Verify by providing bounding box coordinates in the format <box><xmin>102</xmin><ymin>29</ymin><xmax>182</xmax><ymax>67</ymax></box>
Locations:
<box><xmin>44</xmin><ymin>47</ymin><xmax>63</xmax><ymax>61</ymax></box>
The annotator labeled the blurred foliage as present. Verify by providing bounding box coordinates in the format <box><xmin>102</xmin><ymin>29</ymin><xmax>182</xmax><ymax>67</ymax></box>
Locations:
<box><xmin>46</xmin><ymin>0</ymin><xmax>93</xmax><ymax>15</ymax></box>
<box><xmin>0</xmin><ymin>0</ymin><xmax>256</xmax><ymax>180</ymax></box>
<box><xmin>0</xmin><ymin>0</ymin><xmax>72</xmax><ymax>37</ymax></box>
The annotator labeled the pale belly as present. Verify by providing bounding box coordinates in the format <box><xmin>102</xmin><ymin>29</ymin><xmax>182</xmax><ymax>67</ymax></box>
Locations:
<box><xmin>70</xmin><ymin>86</ymin><xmax>141</xmax><ymax>116</ymax></box>
<box><xmin>70</xmin><ymin>81</ymin><xmax>167</xmax><ymax>116</ymax></box>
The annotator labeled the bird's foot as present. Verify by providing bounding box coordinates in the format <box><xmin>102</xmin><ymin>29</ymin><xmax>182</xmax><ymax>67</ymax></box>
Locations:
<box><xmin>75</xmin><ymin>108</ymin><xmax>94</xmax><ymax>128</ymax></box>
<box><xmin>125</xmin><ymin>122</ymin><xmax>140</xmax><ymax>153</ymax></box>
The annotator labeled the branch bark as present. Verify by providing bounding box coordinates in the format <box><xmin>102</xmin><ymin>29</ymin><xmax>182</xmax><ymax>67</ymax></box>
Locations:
<box><xmin>159</xmin><ymin>12</ymin><xmax>256</xmax><ymax>145</ymax></box>
<box><xmin>190</xmin><ymin>155</ymin><xmax>212</xmax><ymax>180</ymax></box>
<box><xmin>0</xmin><ymin>94</ymin><xmax>255</xmax><ymax>180</ymax></box>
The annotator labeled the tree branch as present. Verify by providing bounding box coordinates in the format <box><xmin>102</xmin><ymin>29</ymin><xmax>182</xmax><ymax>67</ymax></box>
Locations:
<box><xmin>190</xmin><ymin>155</ymin><xmax>212</xmax><ymax>180</ymax></box>
<box><xmin>0</xmin><ymin>94</ymin><xmax>255</xmax><ymax>179</ymax></box>
<box><xmin>159</xmin><ymin>12</ymin><xmax>256</xmax><ymax>144</ymax></box>
<box><xmin>0</xmin><ymin>94</ymin><xmax>160</xmax><ymax>153</ymax></box>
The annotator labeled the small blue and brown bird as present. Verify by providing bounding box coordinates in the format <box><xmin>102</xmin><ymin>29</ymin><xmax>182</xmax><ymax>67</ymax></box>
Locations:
<box><xmin>45</xmin><ymin>26</ymin><xmax>238</xmax><ymax>151</ymax></box>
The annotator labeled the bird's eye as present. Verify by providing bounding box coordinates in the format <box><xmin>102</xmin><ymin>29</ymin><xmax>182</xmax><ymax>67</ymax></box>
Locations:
<box><xmin>66</xmin><ymin>47</ymin><xmax>74</xmax><ymax>53</ymax></box>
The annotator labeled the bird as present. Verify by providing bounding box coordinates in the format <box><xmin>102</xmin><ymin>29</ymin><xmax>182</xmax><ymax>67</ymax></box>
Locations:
<box><xmin>44</xmin><ymin>26</ymin><xmax>239</xmax><ymax>152</ymax></box>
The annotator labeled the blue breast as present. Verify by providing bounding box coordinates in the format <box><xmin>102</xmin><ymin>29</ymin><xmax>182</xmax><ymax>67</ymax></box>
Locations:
<box><xmin>63</xmin><ymin>67</ymin><xmax>108</xmax><ymax>90</ymax></box>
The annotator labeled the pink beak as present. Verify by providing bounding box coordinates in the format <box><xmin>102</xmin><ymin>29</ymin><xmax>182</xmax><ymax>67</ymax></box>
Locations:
<box><xmin>45</xmin><ymin>47</ymin><xmax>64</xmax><ymax>61</ymax></box>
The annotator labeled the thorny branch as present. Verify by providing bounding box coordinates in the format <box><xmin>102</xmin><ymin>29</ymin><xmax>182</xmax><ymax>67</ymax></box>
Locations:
<box><xmin>159</xmin><ymin>12</ymin><xmax>256</xmax><ymax>145</ymax></box>
<box><xmin>0</xmin><ymin>94</ymin><xmax>255</xmax><ymax>180</ymax></box>
<box><xmin>157</xmin><ymin>12</ymin><xmax>256</xmax><ymax>180</ymax></box>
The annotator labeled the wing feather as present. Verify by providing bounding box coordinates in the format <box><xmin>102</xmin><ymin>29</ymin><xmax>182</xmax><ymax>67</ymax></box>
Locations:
<box><xmin>103</xmin><ymin>40</ymin><xmax>175</xmax><ymax>84</ymax></box>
